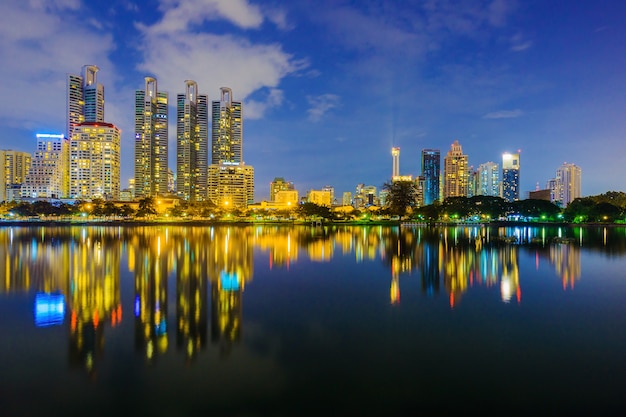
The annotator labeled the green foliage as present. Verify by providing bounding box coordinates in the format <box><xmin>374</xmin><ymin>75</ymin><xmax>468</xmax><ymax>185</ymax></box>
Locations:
<box><xmin>297</xmin><ymin>202</ymin><xmax>331</xmax><ymax>219</ymax></box>
<box><xmin>510</xmin><ymin>199</ymin><xmax>561</xmax><ymax>220</ymax></box>
<box><xmin>136</xmin><ymin>197</ymin><xmax>157</xmax><ymax>217</ymax></box>
<box><xmin>382</xmin><ymin>180</ymin><xmax>418</xmax><ymax>219</ymax></box>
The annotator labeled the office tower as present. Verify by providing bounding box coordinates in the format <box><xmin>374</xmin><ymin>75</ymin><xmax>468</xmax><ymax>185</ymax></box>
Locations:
<box><xmin>421</xmin><ymin>149</ymin><xmax>440</xmax><ymax>205</ymax></box>
<box><xmin>67</xmin><ymin>65</ymin><xmax>104</xmax><ymax>138</ymax></box>
<box><xmin>467</xmin><ymin>166</ymin><xmax>477</xmax><ymax>197</ymax></box>
<box><xmin>176</xmin><ymin>80</ymin><xmax>208</xmax><ymax>201</ymax></box>
<box><xmin>477</xmin><ymin>162</ymin><xmax>500</xmax><ymax>197</ymax></box>
<box><xmin>0</xmin><ymin>150</ymin><xmax>31</xmax><ymax>202</ymax></box>
<box><xmin>307</xmin><ymin>189</ymin><xmax>332</xmax><ymax>207</ymax></box>
<box><xmin>342</xmin><ymin>191</ymin><xmax>352</xmax><ymax>206</ymax></box>
<box><xmin>551</xmin><ymin>163</ymin><xmax>582</xmax><ymax>207</ymax></box>
<box><xmin>207</xmin><ymin>88</ymin><xmax>254</xmax><ymax>208</ymax></box>
<box><xmin>443</xmin><ymin>140</ymin><xmax>469</xmax><ymax>199</ymax></box>
<box><xmin>135</xmin><ymin>77</ymin><xmax>169</xmax><ymax>198</ymax></box>
<box><xmin>21</xmin><ymin>134</ymin><xmax>69</xmax><ymax>199</ymax></box>
<box><xmin>322</xmin><ymin>185</ymin><xmax>335</xmax><ymax>205</ymax></box>
<box><xmin>391</xmin><ymin>147</ymin><xmax>400</xmax><ymax>178</ymax></box>
<box><xmin>502</xmin><ymin>152</ymin><xmax>520</xmax><ymax>202</ymax></box>
<box><xmin>69</xmin><ymin>122</ymin><xmax>121</xmax><ymax>200</ymax></box>
<box><xmin>270</xmin><ymin>177</ymin><xmax>295</xmax><ymax>201</ymax></box>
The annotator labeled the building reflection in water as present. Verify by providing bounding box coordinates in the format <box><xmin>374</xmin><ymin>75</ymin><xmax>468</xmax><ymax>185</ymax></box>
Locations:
<box><xmin>0</xmin><ymin>224</ymin><xmax>599</xmax><ymax>370</ymax></box>
<box><xmin>209</xmin><ymin>227</ymin><xmax>253</xmax><ymax>356</ymax></box>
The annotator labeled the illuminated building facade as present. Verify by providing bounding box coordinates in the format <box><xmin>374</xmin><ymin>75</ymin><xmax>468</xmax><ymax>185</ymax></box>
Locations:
<box><xmin>0</xmin><ymin>150</ymin><xmax>31</xmax><ymax>202</ymax></box>
<box><xmin>307</xmin><ymin>189</ymin><xmax>332</xmax><ymax>207</ymax></box>
<box><xmin>135</xmin><ymin>77</ymin><xmax>169</xmax><ymax>198</ymax></box>
<box><xmin>421</xmin><ymin>149</ymin><xmax>440</xmax><ymax>205</ymax></box>
<box><xmin>275</xmin><ymin>190</ymin><xmax>299</xmax><ymax>206</ymax></box>
<box><xmin>208</xmin><ymin>88</ymin><xmax>254</xmax><ymax>207</ymax></box>
<box><xmin>342</xmin><ymin>191</ymin><xmax>352</xmax><ymax>206</ymax></box>
<box><xmin>443</xmin><ymin>140</ymin><xmax>469</xmax><ymax>199</ymax></box>
<box><xmin>391</xmin><ymin>147</ymin><xmax>400</xmax><ymax>179</ymax></box>
<box><xmin>551</xmin><ymin>163</ymin><xmax>582</xmax><ymax>207</ymax></box>
<box><xmin>67</xmin><ymin>65</ymin><xmax>104</xmax><ymax>139</ymax></box>
<box><xmin>270</xmin><ymin>177</ymin><xmax>295</xmax><ymax>201</ymax></box>
<box><xmin>502</xmin><ymin>152</ymin><xmax>520</xmax><ymax>202</ymax></box>
<box><xmin>477</xmin><ymin>161</ymin><xmax>500</xmax><ymax>197</ymax></box>
<box><xmin>21</xmin><ymin>134</ymin><xmax>69</xmax><ymax>199</ymax></box>
<box><xmin>176</xmin><ymin>80</ymin><xmax>208</xmax><ymax>202</ymax></box>
<box><xmin>69</xmin><ymin>122</ymin><xmax>121</xmax><ymax>200</ymax></box>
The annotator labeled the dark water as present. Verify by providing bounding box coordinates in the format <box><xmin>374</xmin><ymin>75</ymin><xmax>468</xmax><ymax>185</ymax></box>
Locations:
<box><xmin>1</xmin><ymin>224</ymin><xmax>626</xmax><ymax>416</ymax></box>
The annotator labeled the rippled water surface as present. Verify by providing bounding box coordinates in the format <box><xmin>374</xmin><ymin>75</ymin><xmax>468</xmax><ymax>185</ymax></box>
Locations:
<box><xmin>1</xmin><ymin>224</ymin><xmax>626</xmax><ymax>416</ymax></box>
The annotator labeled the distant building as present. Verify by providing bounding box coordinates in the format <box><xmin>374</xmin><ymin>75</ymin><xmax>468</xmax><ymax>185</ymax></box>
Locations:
<box><xmin>421</xmin><ymin>149</ymin><xmax>440</xmax><ymax>205</ymax></box>
<box><xmin>502</xmin><ymin>152</ymin><xmax>520</xmax><ymax>202</ymax></box>
<box><xmin>549</xmin><ymin>163</ymin><xmax>582</xmax><ymax>207</ymax></box>
<box><xmin>477</xmin><ymin>162</ymin><xmax>500</xmax><ymax>197</ymax></box>
<box><xmin>443</xmin><ymin>140</ymin><xmax>468</xmax><ymax>199</ymax></box>
<box><xmin>270</xmin><ymin>177</ymin><xmax>295</xmax><ymax>201</ymax></box>
<box><xmin>342</xmin><ymin>191</ymin><xmax>352</xmax><ymax>206</ymax></box>
<box><xmin>307</xmin><ymin>190</ymin><xmax>332</xmax><ymax>207</ymax></box>
<box><xmin>135</xmin><ymin>76</ymin><xmax>169</xmax><ymax>198</ymax></box>
<box><xmin>176</xmin><ymin>80</ymin><xmax>208</xmax><ymax>201</ymax></box>
<box><xmin>0</xmin><ymin>150</ymin><xmax>31</xmax><ymax>202</ymax></box>
<box><xmin>322</xmin><ymin>185</ymin><xmax>335</xmax><ymax>205</ymax></box>
<box><xmin>69</xmin><ymin>122</ymin><xmax>120</xmax><ymax>200</ymax></box>
<box><xmin>21</xmin><ymin>133</ymin><xmax>69</xmax><ymax>199</ymax></box>
<box><xmin>275</xmin><ymin>190</ymin><xmax>299</xmax><ymax>206</ymax></box>
<box><xmin>529</xmin><ymin>189</ymin><xmax>551</xmax><ymax>201</ymax></box>
<box><xmin>208</xmin><ymin>88</ymin><xmax>254</xmax><ymax>208</ymax></box>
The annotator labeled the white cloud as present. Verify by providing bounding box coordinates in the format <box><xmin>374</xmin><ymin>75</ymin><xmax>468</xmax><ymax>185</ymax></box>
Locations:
<box><xmin>0</xmin><ymin>0</ymin><xmax>115</xmax><ymax>132</ymax></box>
<box><xmin>245</xmin><ymin>89</ymin><xmax>285</xmax><ymax>120</ymax></box>
<box><xmin>483</xmin><ymin>109</ymin><xmax>524</xmax><ymax>119</ymax></box>
<box><xmin>135</xmin><ymin>0</ymin><xmax>305</xmax><ymax>107</ymax></box>
<box><xmin>307</xmin><ymin>94</ymin><xmax>340</xmax><ymax>122</ymax></box>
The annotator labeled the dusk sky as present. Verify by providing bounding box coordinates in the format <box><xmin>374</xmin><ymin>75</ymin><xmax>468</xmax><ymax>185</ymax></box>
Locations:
<box><xmin>1</xmin><ymin>0</ymin><xmax>625</xmax><ymax>201</ymax></box>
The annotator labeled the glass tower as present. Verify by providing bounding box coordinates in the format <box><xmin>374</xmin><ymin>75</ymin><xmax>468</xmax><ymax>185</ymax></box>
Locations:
<box><xmin>421</xmin><ymin>149</ymin><xmax>440</xmax><ymax>205</ymax></box>
<box><xmin>502</xmin><ymin>152</ymin><xmax>520</xmax><ymax>202</ymax></box>
<box><xmin>134</xmin><ymin>77</ymin><xmax>169</xmax><ymax>198</ymax></box>
<box><xmin>66</xmin><ymin>65</ymin><xmax>104</xmax><ymax>138</ymax></box>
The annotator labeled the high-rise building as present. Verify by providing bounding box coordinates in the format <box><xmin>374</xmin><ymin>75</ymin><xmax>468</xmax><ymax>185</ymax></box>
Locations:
<box><xmin>550</xmin><ymin>163</ymin><xmax>582</xmax><ymax>207</ymax></box>
<box><xmin>270</xmin><ymin>177</ymin><xmax>295</xmax><ymax>201</ymax></box>
<box><xmin>21</xmin><ymin>134</ymin><xmax>69</xmax><ymax>199</ymax></box>
<box><xmin>176</xmin><ymin>80</ymin><xmax>208</xmax><ymax>201</ymax></box>
<box><xmin>421</xmin><ymin>149</ymin><xmax>440</xmax><ymax>205</ymax></box>
<box><xmin>391</xmin><ymin>147</ymin><xmax>400</xmax><ymax>179</ymax></box>
<box><xmin>208</xmin><ymin>88</ymin><xmax>254</xmax><ymax>208</ymax></box>
<box><xmin>477</xmin><ymin>161</ymin><xmax>500</xmax><ymax>197</ymax></box>
<box><xmin>502</xmin><ymin>152</ymin><xmax>520</xmax><ymax>202</ymax></box>
<box><xmin>0</xmin><ymin>150</ymin><xmax>31</xmax><ymax>202</ymax></box>
<box><xmin>69</xmin><ymin>122</ymin><xmax>120</xmax><ymax>200</ymax></box>
<box><xmin>67</xmin><ymin>65</ymin><xmax>104</xmax><ymax>138</ymax></box>
<box><xmin>443</xmin><ymin>140</ymin><xmax>469</xmax><ymax>199</ymax></box>
<box><xmin>135</xmin><ymin>77</ymin><xmax>169</xmax><ymax>198</ymax></box>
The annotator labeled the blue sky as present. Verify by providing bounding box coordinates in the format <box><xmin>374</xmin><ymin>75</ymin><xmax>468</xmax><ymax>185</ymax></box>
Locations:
<box><xmin>1</xmin><ymin>0</ymin><xmax>625</xmax><ymax>201</ymax></box>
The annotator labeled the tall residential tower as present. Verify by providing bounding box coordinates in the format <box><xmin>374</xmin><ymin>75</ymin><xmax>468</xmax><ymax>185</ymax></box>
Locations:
<box><xmin>502</xmin><ymin>152</ymin><xmax>520</xmax><ymax>202</ymax></box>
<box><xmin>176</xmin><ymin>80</ymin><xmax>208</xmax><ymax>201</ymax></box>
<box><xmin>421</xmin><ymin>149</ymin><xmax>440</xmax><ymax>205</ymax></box>
<box><xmin>207</xmin><ymin>88</ymin><xmax>254</xmax><ymax>208</ymax></box>
<box><xmin>443</xmin><ymin>140</ymin><xmax>469</xmax><ymax>199</ymax></box>
<box><xmin>67</xmin><ymin>65</ymin><xmax>104</xmax><ymax>138</ymax></box>
<box><xmin>135</xmin><ymin>77</ymin><xmax>169</xmax><ymax>198</ymax></box>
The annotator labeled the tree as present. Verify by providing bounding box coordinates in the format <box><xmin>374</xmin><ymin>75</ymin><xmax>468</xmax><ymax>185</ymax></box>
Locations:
<box><xmin>137</xmin><ymin>197</ymin><xmax>157</xmax><ymax>217</ymax></box>
<box><xmin>297</xmin><ymin>202</ymin><xmax>331</xmax><ymax>220</ymax></box>
<box><xmin>382</xmin><ymin>180</ymin><xmax>418</xmax><ymax>219</ymax></box>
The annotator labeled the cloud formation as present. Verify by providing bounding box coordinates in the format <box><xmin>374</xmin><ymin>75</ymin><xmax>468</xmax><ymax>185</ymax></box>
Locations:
<box><xmin>482</xmin><ymin>109</ymin><xmax>524</xmax><ymax>119</ymax></box>
<box><xmin>307</xmin><ymin>94</ymin><xmax>340</xmax><ymax>122</ymax></box>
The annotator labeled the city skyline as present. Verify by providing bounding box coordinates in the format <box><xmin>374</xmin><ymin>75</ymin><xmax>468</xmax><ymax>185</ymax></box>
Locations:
<box><xmin>1</xmin><ymin>0</ymin><xmax>625</xmax><ymax>200</ymax></box>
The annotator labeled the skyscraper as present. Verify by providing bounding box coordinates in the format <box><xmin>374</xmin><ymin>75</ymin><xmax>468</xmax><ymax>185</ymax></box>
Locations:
<box><xmin>477</xmin><ymin>161</ymin><xmax>500</xmax><ymax>197</ymax></box>
<box><xmin>443</xmin><ymin>140</ymin><xmax>469</xmax><ymax>199</ymax></box>
<box><xmin>135</xmin><ymin>77</ymin><xmax>169</xmax><ymax>198</ymax></box>
<box><xmin>0</xmin><ymin>150</ymin><xmax>31</xmax><ymax>202</ymax></box>
<box><xmin>502</xmin><ymin>152</ymin><xmax>520</xmax><ymax>202</ymax></box>
<box><xmin>421</xmin><ymin>149</ymin><xmax>440</xmax><ymax>205</ymax></box>
<box><xmin>391</xmin><ymin>147</ymin><xmax>400</xmax><ymax>179</ymax></box>
<box><xmin>176</xmin><ymin>80</ymin><xmax>208</xmax><ymax>201</ymax></box>
<box><xmin>67</xmin><ymin>65</ymin><xmax>104</xmax><ymax>138</ymax></box>
<box><xmin>207</xmin><ymin>88</ymin><xmax>254</xmax><ymax>208</ymax></box>
<box><xmin>21</xmin><ymin>133</ymin><xmax>69</xmax><ymax>199</ymax></box>
<box><xmin>551</xmin><ymin>163</ymin><xmax>582</xmax><ymax>207</ymax></box>
<box><xmin>69</xmin><ymin>122</ymin><xmax>120</xmax><ymax>200</ymax></box>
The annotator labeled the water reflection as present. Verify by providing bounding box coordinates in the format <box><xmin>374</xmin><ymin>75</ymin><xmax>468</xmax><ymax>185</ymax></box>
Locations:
<box><xmin>1</xmin><ymin>224</ymin><xmax>623</xmax><ymax>372</ymax></box>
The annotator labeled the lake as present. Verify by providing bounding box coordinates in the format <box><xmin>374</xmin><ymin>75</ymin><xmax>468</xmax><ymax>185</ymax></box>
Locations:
<box><xmin>1</xmin><ymin>224</ymin><xmax>626</xmax><ymax>416</ymax></box>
